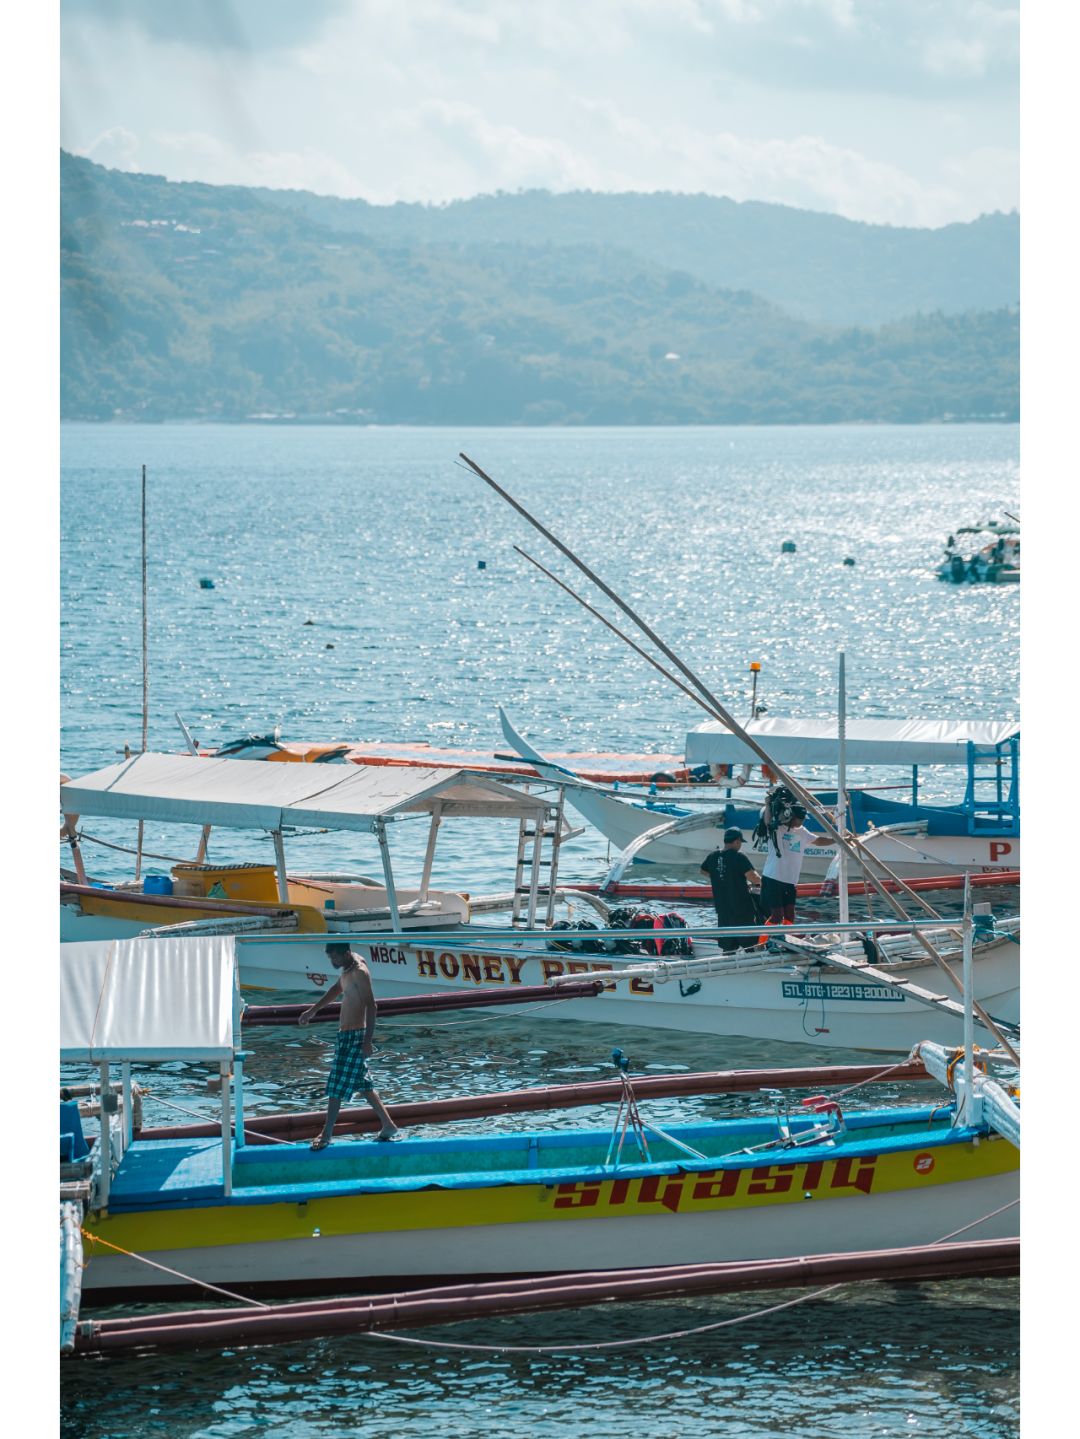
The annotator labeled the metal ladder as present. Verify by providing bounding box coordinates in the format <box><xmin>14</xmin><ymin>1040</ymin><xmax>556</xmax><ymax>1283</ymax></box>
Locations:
<box><xmin>963</xmin><ymin>738</ymin><xmax>1020</xmax><ymax>836</ymax></box>
<box><xmin>511</xmin><ymin>789</ymin><xmax>567</xmax><ymax>927</ymax></box>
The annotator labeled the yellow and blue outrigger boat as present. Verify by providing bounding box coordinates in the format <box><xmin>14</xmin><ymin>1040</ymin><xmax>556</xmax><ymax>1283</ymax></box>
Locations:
<box><xmin>62</xmin><ymin>936</ymin><xmax>1019</xmax><ymax>1302</ymax></box>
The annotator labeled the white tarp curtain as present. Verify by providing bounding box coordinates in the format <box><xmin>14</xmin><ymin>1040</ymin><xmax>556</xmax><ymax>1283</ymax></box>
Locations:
<box><xmin>684</xmin><ymin>717</ymin><xmax>1020</xmax><ymax>768</ymax></box>
<box><xmin>59</xmin><ymin>753</ymin><xmax>548</xmax><ymax>832</ymax></box>
<box><xmin>60</xmin><ymin>936</ymin><xmax>238</xmax><ymax>1062</ymax></box>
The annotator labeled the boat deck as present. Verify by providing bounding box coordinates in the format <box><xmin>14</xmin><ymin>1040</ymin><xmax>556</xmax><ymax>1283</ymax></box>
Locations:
<box><xmin>107</xmin><ymin>1107</ymin><xmax>965</xmax><ymax>1211</ymax></box>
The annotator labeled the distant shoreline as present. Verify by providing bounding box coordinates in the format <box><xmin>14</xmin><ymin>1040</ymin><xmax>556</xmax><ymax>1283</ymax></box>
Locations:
<box><xmin>59</xmin><ymin>416</ymin><xmax>1019</xmax><ymax>428</ymax></box>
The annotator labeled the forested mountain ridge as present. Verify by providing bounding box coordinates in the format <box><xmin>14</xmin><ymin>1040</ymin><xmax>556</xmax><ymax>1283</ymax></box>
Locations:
<box><xmin>61</xmin><ymin>152</ymin><xmax>1018</xmax><ymax>425</ymax></box>
<box><xmin>253</xmin><ymin>185</ymin><xmax>1019</xmax><ymax>329</ymax></box>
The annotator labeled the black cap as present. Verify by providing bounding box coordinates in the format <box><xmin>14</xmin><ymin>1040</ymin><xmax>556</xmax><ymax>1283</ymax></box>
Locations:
<box><xmin>723</xmin><ymin>828</ymin><xmax>743</xmax><ymax>843</ymax></box>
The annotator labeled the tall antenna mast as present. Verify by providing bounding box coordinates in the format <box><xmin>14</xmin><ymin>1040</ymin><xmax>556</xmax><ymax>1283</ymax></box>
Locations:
<box><xmin>135</xmin><ymin>464</ymin><xmax>149</xmax><ymax>881</ymax></box>
<box><xmin>141</xmin><ymin>462</ymin><xmax>148</xmax><ymax>755</ymax></box>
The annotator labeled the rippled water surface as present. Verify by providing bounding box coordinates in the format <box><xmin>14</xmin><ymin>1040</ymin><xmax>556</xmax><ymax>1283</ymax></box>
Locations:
<box><xmin>60</xmin><ymin>424</ymin><xmax>1019</xmax><ymax>1437</ymax></box>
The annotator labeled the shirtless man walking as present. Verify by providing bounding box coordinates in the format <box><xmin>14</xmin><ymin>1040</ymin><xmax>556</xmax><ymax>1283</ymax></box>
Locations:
<box><xmin>299</xmin><ymin>943</ymin><xmax>399</xmax><ymax>1149</ymax></box>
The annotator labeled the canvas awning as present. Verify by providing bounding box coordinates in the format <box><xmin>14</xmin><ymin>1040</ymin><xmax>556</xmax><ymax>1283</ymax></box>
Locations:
<box><xmin>60</xmin><ymin>753</ymin><xmax>549</xmax><ymax>833</ymax></box>
<box><xmin>684</xmin><ymin>718</ymin><xmax>1020</xmax><ymax>768</ymax></box>
<box><xmin>60</xmin><ymin>936</ymin><xmax>239</xmax><ymax>1063</ymax></box>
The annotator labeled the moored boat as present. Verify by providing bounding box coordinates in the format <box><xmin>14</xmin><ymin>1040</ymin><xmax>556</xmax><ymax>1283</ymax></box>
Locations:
<box><xmin>501</xmin><ymin>708</ymin><xmax>1020</xmax><ymax>877</ymax></box>
<box><xmin>64</xmin><ymin>936</ymin><xmax>1019</xmax><ymax>1300</ymax></box>
<box><xmin>58</xmin><ymin>756</ymin><xmax>1019</xmax><ymax>1050</ymax></box>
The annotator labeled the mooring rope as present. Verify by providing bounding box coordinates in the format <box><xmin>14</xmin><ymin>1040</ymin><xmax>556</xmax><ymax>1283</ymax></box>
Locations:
<box><xmin>80</xmin><ymin>1230</ymin><xmax>270</xmax><ymax>1309</ymax></box>
<box><xmin>140</xmin><ymin>1090</ymin><xmax>296</xmax><ymax>1146</ymax></box>
<box><xmin>68</xmin><ymin>832</ymin><xmax>199</xmax><ymax>866</ymax></box>
<box><xmin>362</xmin><ymin>1198</ymin><xmax>1019</xmax><ymax>1355</ymax></box>
<box><xmin>827</xmin><ymin>1053</ymin><xmax>927</xmax><ymax>1099</ymax></box>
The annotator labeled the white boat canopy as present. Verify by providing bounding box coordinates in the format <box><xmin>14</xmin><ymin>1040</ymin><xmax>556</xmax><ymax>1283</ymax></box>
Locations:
<box><xmin>684</xmin><ymin>718</ymin><xmax>1020</xmax><ymax>769</ymax></box>
<box><xmin>60</xmin><ymin>936</ymin><xmax>239</xmax><ymax>1063</ymax></box>
<box><xmin>60</xmin><ymin>753</ymin><xmax>550</xmax><ymax>832</ymax></box>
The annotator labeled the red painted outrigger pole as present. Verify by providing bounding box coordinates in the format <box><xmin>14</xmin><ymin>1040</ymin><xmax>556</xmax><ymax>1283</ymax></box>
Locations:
<box><xmin>71</xmin><ymin>1239</ymin><xmax>1018</xmax><ymax>1355</ymax></box>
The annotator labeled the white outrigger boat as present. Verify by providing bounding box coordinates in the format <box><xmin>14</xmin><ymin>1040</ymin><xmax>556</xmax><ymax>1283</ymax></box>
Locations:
<box><xmin>60</xmin><ymin>752</ymin><xmax>585</xmax><ymax>988</ymax></box>
<box><xmin>63</xmin><ymin>934</ymin><xmax>1019</xmax><ymax>1300</ymax></box>
<box><xmin>499</xmin><ymin>709</ymin><xmax>1020</xmax><ymax>878</ymax></box>
<box><xmin>58</xmin><ymin>754</ymin><xmax>1018</xmax><ymax>1050</ymax></box>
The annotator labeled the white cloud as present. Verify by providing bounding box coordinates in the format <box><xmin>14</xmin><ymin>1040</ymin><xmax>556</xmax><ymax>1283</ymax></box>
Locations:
<box><xmin>84</xmin><ymin>125</ymin><xmax>141</xmax><ymax>170</ymax></box>
<box><xmin>60</xmin><ymin>0</ymin><xmax>1019</xmax><ymax>225</ymax></box>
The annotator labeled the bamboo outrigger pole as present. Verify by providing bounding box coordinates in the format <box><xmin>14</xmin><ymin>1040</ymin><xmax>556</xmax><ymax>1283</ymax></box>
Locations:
<box><xmin>459</xmin><ymin>452</ymin><xmax>1019</xmax><ymax>1064</ymax></box>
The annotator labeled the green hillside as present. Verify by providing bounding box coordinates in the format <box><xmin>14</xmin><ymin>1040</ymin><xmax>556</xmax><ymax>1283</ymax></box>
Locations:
<box><xmin>60</xmin><ymin>152</ymin><xmax>1018</xmax><ymax>425</ymax></box>
<box><xmin>255</xmin><ymin>186</ymin><xmax>1019</xmax><ymax>329</ymax></box>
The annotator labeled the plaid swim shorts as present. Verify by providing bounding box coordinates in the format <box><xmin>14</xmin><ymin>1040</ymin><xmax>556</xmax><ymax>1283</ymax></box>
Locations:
<box><xmin>326</xmin><ymin>1028</ymin><xmax>373</xmax><ymax>1100</ymax></box>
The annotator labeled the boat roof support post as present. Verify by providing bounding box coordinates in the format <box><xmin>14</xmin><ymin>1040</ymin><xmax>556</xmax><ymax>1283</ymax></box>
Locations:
<box><xmin>374</xmin><ymin>819</ymin><xmax>402</xmax><ymax>932</ymax></box>
<box><xmin>195</xmin><ymin>825</ymin><xmax>211</xmax><ymax>865</ymax></box>
<box><xmin>121</xmin><ymin>1060</ymin><xmax>133</xmax><ymax>1148</ymax></box>
<box><xmin>271</xmin><ymin>829</ymin><xmax>289</xmax><ymax>905</ymax></box>
<box><xmin>545</xmin><ymin>794</ymin><xmax>565</xmax><ymax>927</ymax></box>
<box><xmin>97</xmin><ymin>1060</ymin><xmax>111</xmax><ymax>1211</ymax></box>
<box><xmin>220</xmin><ymin>1060</ymin><xmax>232</xmax><ymax>1196</ymax></box>
<box><xmin>419</xmin><ymin>805</ymin><xmax>442</xmax><ymax>903</ymax></box>
<box><xmin>62</xmin><ymin>814</ymin><xmax>88</xmax><ymax>887</ymax></box>
<box><xmin>961</xmin><ymin>877</ymin><xmax>975</xmax><ymax>1125</ymax></box>
<box><xmin>233</xmin><ymin>1050</ymin><xmax>248</xmax><ymax>1150</ymax></box>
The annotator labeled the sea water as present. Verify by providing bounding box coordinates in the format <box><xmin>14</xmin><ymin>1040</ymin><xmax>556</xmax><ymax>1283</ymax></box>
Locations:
<box><xmin>60</xmin><ymin>423</ymin><xmax>1019</xmax><ymax>1438</ymax></box>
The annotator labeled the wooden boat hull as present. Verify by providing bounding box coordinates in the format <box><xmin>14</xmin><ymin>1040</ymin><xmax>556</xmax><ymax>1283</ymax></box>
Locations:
<box><xmin>81</xmin><ymin>1113</ymin><xmax>1019</xmax><ymax>1297</ymax></box>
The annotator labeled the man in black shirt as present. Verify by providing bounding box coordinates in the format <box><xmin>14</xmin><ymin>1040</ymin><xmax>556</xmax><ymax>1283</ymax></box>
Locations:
<box><xmin>700</xmin><ymin>828</ymin><xmax>762</xmax><ymax>953</ymax></box>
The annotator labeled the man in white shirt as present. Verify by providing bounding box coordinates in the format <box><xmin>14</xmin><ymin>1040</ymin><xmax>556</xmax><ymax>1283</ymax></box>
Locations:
<box><xmin>760</xmin><ymin>804</ymin><xmax>817</xmax><ymax>928</ymax></box>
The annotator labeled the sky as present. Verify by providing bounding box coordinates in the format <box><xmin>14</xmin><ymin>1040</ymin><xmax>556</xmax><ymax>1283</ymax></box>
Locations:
<box><xmin>59</xmin><ymin>0</ymin><xmax>1018</xmax><ymax>228</ymax></box>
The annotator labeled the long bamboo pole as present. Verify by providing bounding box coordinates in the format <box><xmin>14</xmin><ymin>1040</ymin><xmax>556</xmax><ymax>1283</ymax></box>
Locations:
<box><xmin>514</xmin><ymin>547</ymin><xmax>717</xmax><ymax>720</ymax></box>
<box><xmin>459</xmin><ymin>453</ymin><xmax>1018</xmax><ymax>1063</ymax></box>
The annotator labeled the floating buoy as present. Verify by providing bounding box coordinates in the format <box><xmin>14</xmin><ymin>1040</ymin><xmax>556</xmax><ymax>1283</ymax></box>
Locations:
<box><xmin>781</xmin><ymin>540</ymin><xmax>796</xmax><ymax>554</ymax></box>
<box><xmin>477</xmin><ymin>560</ymin><xmax>487</xmax><ymax>570</ymax></box>
<box><xmin>325</xmin><ymin>643</ymin><xmax>335</xmax><ymax>649</ymax></box>
<box><xmin>843</xmin><ymin>556</ymin><xmax>856</xmax><ymax>567</ymax></box>
<box><xmin>199</xmin><ymin>577</ymin><xmax>215</xmax><ymax>590</ymax></box>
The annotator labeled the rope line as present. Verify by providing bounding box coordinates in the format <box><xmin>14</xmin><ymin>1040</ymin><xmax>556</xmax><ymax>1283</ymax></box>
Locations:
<box><xmin>141</xmin><ymin>1089</ymin><xmax>295</xmax><ymax>1146</ymax></box>
<box><xmin>80</xmin><ymin>1230</ymin><xmax>269</xmax><ymax>1309</ymax></box>
<box><xmin>363</xmin><ymin>1199</ymin><xmax>1019</xmax><ymax>1355</ymax></box>
<box><xmin>365</xmin><ymin>1285</ymin><xmax>849</xmax><ymax>1354</ymax></box>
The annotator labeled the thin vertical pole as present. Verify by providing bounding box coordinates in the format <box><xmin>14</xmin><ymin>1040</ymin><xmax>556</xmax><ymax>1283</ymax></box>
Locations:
<box><xmin>837</xmin><ymin>653</ymin><xmax>849</xmax><ymax>925</ymax></box>
<box><xmin>375</xmin><ymin>820</ymin><xmax>403</xmax><ymax>932</ymax></box>
<box><xmin>419</xmin><ymin>807</ymin><xmax>442</xmax><ymax>902</ymax></box>
<box><xmin>271</xmin><ymin>830</ymin><xmax>290</xmax><ymax>904</ymax></box>
<box><xmin>97</xmin><ymin>1060</ymin><xmax>111</xmax><ymax>1210</ymax></box>
<box><xmin>962</xmin><ymin>875</ymin><xmax>974</xmax><ymax>1121</ymax></box>
<box><xmin>220</xmin><ymin>1061</ymin><xmax>232</xmax><ymax>1197</ymax></box>
<box><xmin>121</xmin><ymin>1060</ymin><xmax>133</xmax><ymax>1148</ymax></box>
<box><xmin>135</xmin><ymin>465</ymin><xmax>149</xmax><ymax>881</ymax></box>
<box><xmin>141</xmin><ymin>463</ymin><xmax>148</xmax><ymax>753</ymax></box>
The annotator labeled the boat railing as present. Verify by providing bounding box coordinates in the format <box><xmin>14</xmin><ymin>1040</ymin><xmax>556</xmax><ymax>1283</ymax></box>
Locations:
<box><xmin>962</xmin><ymin>738</ymin><xmax>1020</xmax><ymax>837</ymax></box>
<box><xmin>233</xmin><ymin>916</ymin><xmax>984</xmax><ymax>946</ymax></box>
